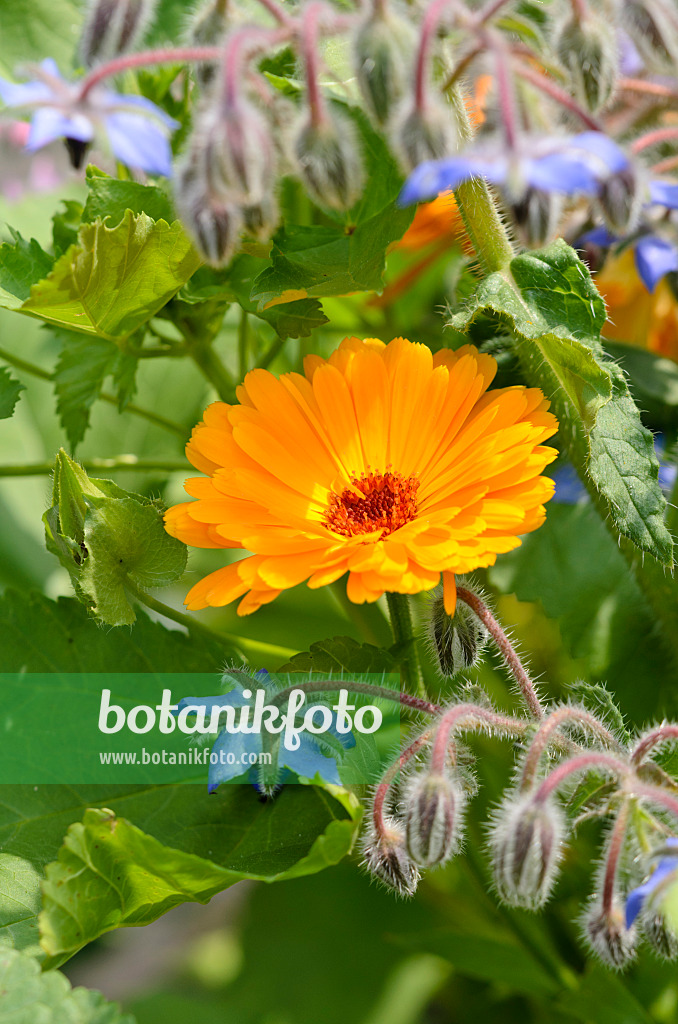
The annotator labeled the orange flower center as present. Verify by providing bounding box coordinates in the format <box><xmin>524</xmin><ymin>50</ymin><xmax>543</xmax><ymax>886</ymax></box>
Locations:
<box><xmin>323</xmin><ymin>470</ymin><xmax>419</xmax><ymax>538</ymax></box>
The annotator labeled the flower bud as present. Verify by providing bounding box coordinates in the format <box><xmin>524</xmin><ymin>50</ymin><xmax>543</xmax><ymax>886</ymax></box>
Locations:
<box><xmin>196</xmin><ymin>98</ymin><xmax>277</xmax><ymax>206</ymax></box>
<box><xmin>174</xmin><ymin>154</ymin><xmax>242</xmax><ymax>266</ymax></box>
<box><xmin>404</xmin><ymin>771</ymin><xmax>465</xmax><ymax>868</ymax></box>
<box><xmin>490</xmin><ymin>793</ymin><xmax>564</xmax><ymax>909</ymax></box>
<box><xmin>393</xmin><ymin>96</ymin><xmax>464</xmax><ymax>173</ymax></box>
<box><xmin>584</xmin><ymin>899</ymin><xmax>637</xmax><ymax>968</ymax></box>
<box><xmin>352</xmin><ymin>8</ymin><xmax>416</xmax><ymax>125</ymax></box>
<box><xmin>294</xmin><ymin>110</ymin><xmax>365</xmax><ymax>211</ymax></box>
<box><xmin>242</xmin><ymin>194</ymin><xmax>280</xmax><ymax>241</ymax></box>
<box><xmin>622</xmin><ymin>0</ymin><xmax>678</xmax><ymax>69</ymax></box>
<box><xmin>185</xmin><ymin>0</ymin><xmax>230</xmax><ymax>89</ymax></box>
<box><xmin>80</xmin><ymin>0</ymin><xmax>157</xmax><ymax>67</ymax></box>
<box><xmin>362</xmin><ymin>819</ymin><xmax>420</xmax><ymax>897</ymax></box>
<box><xmin>554</xmin><ymin>13</ymin><xmax>618</xmax><ymax>112</ymax></box>
<box><xmin>429</xmin><ymin>582</ymin><xmax>486</xmax><ymax>678</ymax></box>
<box><xmin>510</xmin><ymin>187</ymin><xmax>563</xmax><ymax>248</ymax></box>
<box><xmin>643</xmin><ymin>912</ymin><xmax>678</xmax><ymax>960</ymax></box>
<box><xmin>596</xmin><ymin>165</ymin><xmax>642</xmax><ymax>235</ymax></box>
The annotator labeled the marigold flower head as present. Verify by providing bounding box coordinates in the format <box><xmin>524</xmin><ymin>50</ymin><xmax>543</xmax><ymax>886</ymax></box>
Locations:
<box><xmin>165</xmin><ymin>337</ymin><xmax>558</xmax><ymax>616</ymax></box>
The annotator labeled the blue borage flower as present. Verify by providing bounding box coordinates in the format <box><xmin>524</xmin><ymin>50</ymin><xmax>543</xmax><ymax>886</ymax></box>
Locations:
<box><xmin>174</xmin><ymin>670</ymin><xmax>356</xmax><ymax>794</ymax></box>
<box><xmin>0</xmin><ymin>58</ymin><xmax>178</xmax><ymax>175</ymax></box>
<box><xmin>581</xmin><ymin>180</ymin><xmax>678</xmax><ymax>293</ymax></box>
<box><xmin>626</xmin><ymin>838</ymin><xmax>678</xmax><ymax>929</ymax></box>
<box><xmin>399</xmin><ymin>132</ymin><xmax>630</xmax><ymax>206</ymax></box>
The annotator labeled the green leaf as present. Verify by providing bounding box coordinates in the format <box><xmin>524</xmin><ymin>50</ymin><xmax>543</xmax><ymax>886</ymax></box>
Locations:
<box><xmin>38</xmin><ymin>787</ymin><xmax>361</xmax><ymax>963</ymax></box>
<box><xmin>82</xmin><ymin>166</ymin><xmax>175</xmax><ymax>227</ymax></box>
<box><xmin>0</xmin><ymin>944</ymin><xmax>135</xmax><ymax>1024</ymax></box>
<box><xmin>279</xmin><ymin>635</ymin><xmax>395</xmax><ymax>673</ymax></box>
<box><xmin>19</xmin><ymin>211</ymin><xmax>200</xmax><ymax>340</ymax></box>
<box><xmin>52</xmin><ymin>200</ymin><xmax>84</xmax><ymax>257</ymax></box>
<box><xmin>0</xmin><ymin>0</ymin><xmax>81</xmax><ymax>76</ymax></box>
<box><xmin>0</xmin><ymin>366</ymin><xmax>25</xmax><ymax>419</ymax></box>
<box><xmin>0</xmin><ymin>231</ymin><xmax>54</xmax><ymax>309</ymax></box>
<box><xmin>53</xmin><ymin>331</ymin><xmax>129</xmax><ymax>447</ymax></box>
<box><xmin>216</xmin><ymin>254</ymin><xmax>329</xmax><ymax>339</ymax></box>
<box><xmin>452</xmin><ymin>240</ymin><xmax>673</xmax><ymax>566</ymax></box>
<box><xmin>555</xmin><ymin>964</ymin><xmax>655</xmax><ymax>1024</ymax></box>
<box><xmin>604</xmin><ymin>339</ymin><xmax>678</xmax><ymax>427</ymax></box>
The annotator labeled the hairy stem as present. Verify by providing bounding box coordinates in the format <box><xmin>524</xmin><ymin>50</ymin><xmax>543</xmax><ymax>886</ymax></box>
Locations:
<box><xmin>602</xmin><ymin>801</ymin><xmax>629</xmax><ymax>917</ymax></box>
<box><xmin>457</xmin><ymin>586</ymin><xmax>544</xmax><ymax>718</ymax></box>
<box><xmin>452</xmin><ymin>178</ymin><xmax>514</xmax><ymax>273</ymax></box>
<box><xmin>430</xmin><ymin>702</ymin><xmax>529</xmax><ymax>771</ymax></box>
<box><xmin>513</xmin><ymin>60</ymin><xmax>601</xmax><ymax>130</ymax></box>
<box><xmin>632</xmin><ymin>725</ymin><xmax>678</xmax><ymax>766</ymax></box>
<box><xmin>271</xmin><ymin>680</ymin><xmax>440</xmax><ymax>715</ymax></box>
<box><xmin>0</xmin><ymin>457</ymin><xmax>188</xmax><ymax>477</ymax></box>
<box><xmin>533</xmin><ymin>752</ymin><xmax>630</xmax><ymax>805</ymax></box>
<box><xmin>520</xmin><ymin>706</ymin><xmax>623</xmax><ymax>789</ymax></box>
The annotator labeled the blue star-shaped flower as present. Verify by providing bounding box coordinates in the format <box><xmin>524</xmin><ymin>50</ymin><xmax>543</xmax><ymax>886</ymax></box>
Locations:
<box><xmin>399</xmin><ymin>132</ymin><xmax>630</xmax><ymax>206</ymax></box>
<box><xmin>626</xmin><ymin>838</ymin><xmax>678</xmax><ymax>929</ymax></box>
<box><xmin>0</xmin><ymin>58</ymin><xmax>178</xmax><ymax>175</ymax></box>
<box><xmin>174</xmin><ymin>671</ymin><xmax>356</xmax><ymax>794</ymax></box>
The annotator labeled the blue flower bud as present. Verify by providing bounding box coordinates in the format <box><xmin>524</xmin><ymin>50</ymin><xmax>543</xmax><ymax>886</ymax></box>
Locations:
<box><xmin>490</xmin><ymin>793</ymin><xmax>564</xmax><ymax>909</ymax></box>
<box><xmin>643</xmin><ymin>912</ymin><xmax>678</xmax><ymax>960</ymax></box>
<box><xmin>294</xmin><ymin>109</ymin><xmax>365</xmax><ymax>210</ymax></box>
<box><xmin>405</xmin><ymin>770</ymin><xmax>465</xmax><ymax>868</ymax></box>
<box><xmin>80</xmin><ymin>0</ymin><xmax>157</xmax><ymax>67</ymax></box>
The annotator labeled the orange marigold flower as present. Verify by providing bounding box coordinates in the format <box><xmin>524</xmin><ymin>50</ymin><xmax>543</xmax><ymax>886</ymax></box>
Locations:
<box><xmin>164</xmin><ymin>337</ymin><xmax>558</xmax><ymax>616</ymax></box>
<box><xmin>596</xmin><ymin>248</ymin><xmax>678</xmax><ymax>362</ymax></box>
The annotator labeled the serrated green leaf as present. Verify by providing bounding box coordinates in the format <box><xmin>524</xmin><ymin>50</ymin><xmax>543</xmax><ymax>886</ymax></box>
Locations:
<box><xmin>82</xmin><ymin>166</ymin><xmax>174</xmax><ymax>227</ymax></box>
<box><xmin>228</xmin><ymin>254</ymin><xmax>328</xmax><ymax>338</ymax></box>
<box><xmin>53</xmin><ymin>331</ymin><xmax>124</xmax><ymax>447</ymax></box>
<box><xmin>0</xmin><ymin>366</ymin><xmax>25</xmax><ymax>419</ymax></box>
<box><xmin>52</xmin><ymin>200</ymin><xmax>84</xmax><ymax>257</ymax></box>
<box><xmin>19</xmin><ymin>211</ymin><xmax>200</xmax><ymax>340</ymax></box>
<box><xmin>452</xmin><ymin>240</ymin><xmax>673</xmax><ymax>566</ymax></box>
<box><xmin>0</xmin><ymin>230</ymin><xmax>54</xmax><ymax>309</ymax></box>
<box><xmin>0</xmin><ymin>944</ymin><xmax>135</xmax><ymax>1024</ymax></box>
<box><xmin>38</xmin><ymin>786</ymin><xmax>360</xmax><ymax>963</ymax></box>
<box><xmin>279</xmin><ymin>635</ymin><xmax>395</xmax><ymax>673</ymax></box>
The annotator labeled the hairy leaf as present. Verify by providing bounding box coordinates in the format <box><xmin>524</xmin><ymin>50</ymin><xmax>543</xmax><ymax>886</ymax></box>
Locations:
<box><xmin>279</xmin><ymin>636</ymin><xmax>395</xmax><ymax>673</ymax></box>
<box><xmin>0</xmin><ymin>231</ymin><xmax>54</xmax><ymax>309</ymax></box>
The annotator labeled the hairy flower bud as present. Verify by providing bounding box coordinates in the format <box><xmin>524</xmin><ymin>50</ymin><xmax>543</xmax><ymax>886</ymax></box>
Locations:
<box><xmin>510</xmin><ymin>187</ymin><xmax>562</xmax><ymax>248</ymax></box>
<box><xmin>554</xmin><ymin>13</ymin><xmax>618</xmax><ymax>112</ymax></box>
<box><xmin>597</xmin><ymin>165</ymin><xmax>642</xmax><ymax>234</ymax></box>
<box><xmin>353</xmin><ymin>8</ymin><xmax>416</xmax><ymax>125</ymax></box>
<box><xmin>584</xmin><ymin>899</ymin><xmax>637</xmax><ymax>968</ymax></box>
<box><xmin>643</xmin><ymin>912</ymin><xmax>678</xmax><ymax>960</ymax></box>
<box><xmin>242</xmin><ymin>194</ymin><xmax>280</xmax><ymax>241</ymax></box>
<box><xmin>362</xmin><ymin>818</ymin><xmax>420</xmax><ymax>896</ymax></box>
<box><xmin>80</xmin><ymin>0</ymin><xmax>157</xmax><ymax>67</ymax></box>
<box><xmin>185</xmin><ymin>0</ymin><xmax>230</xmax><ymax>89</ymax></box>
<box><xmin>174</xmin><ymin>154</ymin><xmax>242</xmax><ymax>266</ymax></box>
<box><xmin>622</xmin><ymin>0</ymin><xmax>678</xmax><ymax>69</ymax></box>
<box><xmin>490</xmin><ymin>794</ymin><xmax>564</xmax><ymax>909</ymax></box>
<box><xmin>429</xmin><ymin>582</ymin><xmax>486</xmax><ymax>677</ymax></box>
<box><xmin>196</xmin><ymin>99</ymin><xmax>276</xmax><ymax>206</ymax></box>
<box><xmin>294</xmin><ymin>110</ymin><xmax>365</xmax><ymax>211</ymax></box>
<box><xmin>405</xmin><ymin>771</ymin><xmax>465</xmax><ymax>868</ymax></box>
<box><xmin>393</xmin><ymin>100</ymin><xmax>461</xmax><ymax>173</ymax></box>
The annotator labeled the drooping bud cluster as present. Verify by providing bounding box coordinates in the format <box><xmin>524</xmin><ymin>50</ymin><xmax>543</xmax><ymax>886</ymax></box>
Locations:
<box><xmin>584</xmin><ymin>898</ymin><xmax>637</xmax><ymax>969</ymax></box>
<box><xmin>404</xmin><ymin>770</ymin><xmax>465</xmax><ymax>868</ymax></box>
<box><xmin>80</xmin><ymin>0</ymin><xmax>157</xmax><ymax>67</ymax></box>
<box><xmin>553</xmin><ymin>10</ymin><xmax>618</xmax><ymax>112</ymax></box>
<box><xmin>362</xmin><ymin>817</ymin><xmax>420</xmax><ymax>897</ymax></box>
<box><xmin>352</xmin><ymin>6</ymin><xmax>416</xmax><ymax>126</ymax></box>
<box><xmin>429</xmin><ymin>580</ymin><xmax>487</xmax><ymax>678</ymax></box>
<box><xmin>294</xmin><ymin>108</ymin><xmax>365</xmax><ymax>211</ymax></box>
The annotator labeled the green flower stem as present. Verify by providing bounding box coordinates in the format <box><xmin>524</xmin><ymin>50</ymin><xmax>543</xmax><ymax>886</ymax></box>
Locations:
<box><xmin>255</xmin><ymin>335</ymin><xmax>286</xmax><ymax>370</ymax></box>
<box><xmin>124</xmin><ymin>581</ymin><xmax>297</xmax><ymax>664</ymax></box>
<box><xmin>0</xmin><ymin>457</ymin><xmax>189</xmax><ymax>477</ymax></box>
<box><xmin>0</xmin><ymin>344</ymin><xmax>187</xmax><ymax>438</ymax></box>
<box><xmin>238</xmin><ymin>308</ymin><xmax>250</xmax><ymax>380</ymax></box>
<box><xmin>180</xmin><ymin>327</ymin><xmax>237</xmax><ymax>404</ymax></box>
<box><xmin>386</xmin><ymin>592</ymin><xmax>426</xmax><ymax>699</ymax></box>
<box><xmin>453</xmin><ymin>178</ymin><xmax>514</xmax><ymax>274</ymax></box>
<box><xmin>329</xmin><ymin>580</ymin><xmax>391</xmax><ymax>648</ymax></box>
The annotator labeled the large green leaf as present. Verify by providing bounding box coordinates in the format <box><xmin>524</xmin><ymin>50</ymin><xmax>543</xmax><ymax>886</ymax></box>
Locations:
<box><xmin>451</xmin><ymin>240</ymin><xmax>673</xmax><ymax>566</ymax></box>
<box><xmin>0</xmin><ymin>944</ymin><xmax>135</xmax><ymax>1024</ymax></box>
<box><xmin>30</xmin><ymin>784</ymin><xmax>360</xmax><ymax>964</ymax></box>
<box><xmin>0</xmin><ymin>366</ymin><xmax>25</xmax><ymax>419</ymax></box>
<box><xmin>16</xmin><ymin>212</ymin><xmax>200</xmax><ymax>340</ymax></box>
